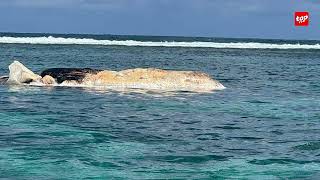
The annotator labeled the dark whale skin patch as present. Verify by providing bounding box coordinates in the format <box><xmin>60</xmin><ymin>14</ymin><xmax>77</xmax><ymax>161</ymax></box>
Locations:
<box><xmin>40</xmin><ymin>68</ymin><xmax>102</xmax><ymax>83</ymax></box>
<box><xmin>0</xmin><ymin>76</ymin><xmax>9</xmax><ymax>85</ymax></box>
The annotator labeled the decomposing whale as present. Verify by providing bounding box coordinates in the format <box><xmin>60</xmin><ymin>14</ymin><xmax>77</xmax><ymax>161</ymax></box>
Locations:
<box><xmin>1</xmin><ymin>61</ymin><xmax>225</xmax><ymax>92</ymax></box>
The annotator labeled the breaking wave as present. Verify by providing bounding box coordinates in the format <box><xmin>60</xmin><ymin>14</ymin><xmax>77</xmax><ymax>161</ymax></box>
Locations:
<box><xmin>0</xmin><ymin>36</ymin><xmax>319</xmax><ymax>49</ymax></box>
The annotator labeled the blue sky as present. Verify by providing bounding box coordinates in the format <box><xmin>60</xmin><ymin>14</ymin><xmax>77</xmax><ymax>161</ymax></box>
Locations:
<box><xmin>0</xmin><ymin>0</ymin><xmax>319</xmax><ymax>40</ymax></box>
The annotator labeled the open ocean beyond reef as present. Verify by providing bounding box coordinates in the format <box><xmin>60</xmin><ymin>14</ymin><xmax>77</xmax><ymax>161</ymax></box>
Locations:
<box><xmin>0</xmin><ymin>33</ymin><xmax>319</xmax><ymax>179</ymax></box>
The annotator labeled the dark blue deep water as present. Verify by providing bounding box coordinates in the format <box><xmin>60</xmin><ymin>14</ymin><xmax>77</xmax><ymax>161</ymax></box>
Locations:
<box><xmin>0</xmin><ymin>33</ymin><xmax>320</xmax><ymax>179</ymax></box>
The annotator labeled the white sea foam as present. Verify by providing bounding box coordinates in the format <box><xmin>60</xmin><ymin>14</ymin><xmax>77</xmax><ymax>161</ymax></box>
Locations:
<box><xmin>0</xmin><ymin>36</ymin><xmax>319</xmax><ymax>49</ymax></box>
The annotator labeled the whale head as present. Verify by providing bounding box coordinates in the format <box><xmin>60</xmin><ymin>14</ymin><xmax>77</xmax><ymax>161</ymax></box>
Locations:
<box><xmin>7</xmin><ymin>60</ymin><xmax>41</xmax><ymax>84</ymax></box>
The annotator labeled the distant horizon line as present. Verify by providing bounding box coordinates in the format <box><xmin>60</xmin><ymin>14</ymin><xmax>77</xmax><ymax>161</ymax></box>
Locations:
<box><xmin>0</xmin><ymin>31</ymin><xmax>319</xmax><ymax>42</ymax></box>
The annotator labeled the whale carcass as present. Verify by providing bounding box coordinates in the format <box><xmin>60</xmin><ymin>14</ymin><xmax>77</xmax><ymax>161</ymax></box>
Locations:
<box><xmin>2</xmin><ymin>61</ymin><xmax>225</xmax><ymax>92</ymax></box>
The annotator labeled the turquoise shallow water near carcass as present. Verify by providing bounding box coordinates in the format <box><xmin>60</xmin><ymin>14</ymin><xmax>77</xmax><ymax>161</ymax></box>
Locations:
<box><xmin>0</xmin><ymin>33</ymin><xmax>320</xmax><ymax>179</ymax></box>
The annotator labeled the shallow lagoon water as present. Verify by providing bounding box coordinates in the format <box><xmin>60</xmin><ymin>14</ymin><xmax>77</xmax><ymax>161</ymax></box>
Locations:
<box><xmin>0</xmin><ymin>35</ymin><xmax>320</xmax><ymax>179</ymax></box>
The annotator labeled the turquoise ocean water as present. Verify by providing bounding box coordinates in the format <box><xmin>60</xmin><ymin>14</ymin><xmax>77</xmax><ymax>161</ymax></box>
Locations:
<box><xmin>0</xmin><ymin>33</ymin><xmax>319</xmax><ymax>179</ymax></box>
